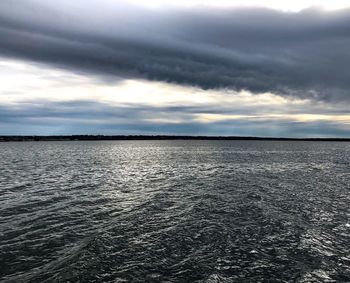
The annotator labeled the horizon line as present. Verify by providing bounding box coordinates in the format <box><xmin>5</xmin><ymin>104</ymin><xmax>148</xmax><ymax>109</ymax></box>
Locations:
<box><xmin>1</xmin><ymin>135</ymin><xmax>350</xmax><ymax>142</ymax></box>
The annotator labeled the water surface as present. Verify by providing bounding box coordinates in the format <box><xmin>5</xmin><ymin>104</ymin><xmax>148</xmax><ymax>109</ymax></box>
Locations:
<box><xmin>0</xmin><ymin>141</ymin><xmax>349</xmax><ymax>282</ymax></box>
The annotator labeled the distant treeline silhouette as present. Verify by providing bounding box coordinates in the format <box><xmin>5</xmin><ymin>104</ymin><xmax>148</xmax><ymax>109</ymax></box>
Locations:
<box><xmin>1</xmin><ymin>135</ymin><xmax>350</xmax><ymax>142</ymax></box>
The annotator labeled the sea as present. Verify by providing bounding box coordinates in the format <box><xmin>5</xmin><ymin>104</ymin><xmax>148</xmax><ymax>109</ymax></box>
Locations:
<box><xmin>0</xmin><ymin>140</ymin><xmax>349</xmax><ymax>282</ymax></box>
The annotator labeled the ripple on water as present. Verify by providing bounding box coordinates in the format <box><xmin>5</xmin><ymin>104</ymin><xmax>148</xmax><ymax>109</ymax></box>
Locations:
<box><xmin>0</xmin><ymin>140</ymin><xmax>349</xmax><ymax>282</ymax></box>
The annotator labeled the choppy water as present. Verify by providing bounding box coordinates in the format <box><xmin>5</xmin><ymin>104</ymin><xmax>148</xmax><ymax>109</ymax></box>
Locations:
<box><xmin>0</xmin><ymin>140</ymin><xmax>349</xmax><ymax>283</ymax></box>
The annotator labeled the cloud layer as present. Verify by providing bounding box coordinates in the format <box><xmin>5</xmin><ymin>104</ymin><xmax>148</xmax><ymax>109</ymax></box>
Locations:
<box><xmin>1</xmin><ymin>0</ymin><xmax>350</xmax><ymax>102</ymax></box>
<box><xmin>1</xmin><ymin>99</ymin><xmax>349</xmax><ymax>137</ymax></box>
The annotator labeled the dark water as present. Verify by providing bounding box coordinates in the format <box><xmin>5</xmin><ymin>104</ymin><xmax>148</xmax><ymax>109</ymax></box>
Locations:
<box><xmin>0</xmin><ymin>141</ymin><xmax>349</xmax><ymax>282</ymax></box>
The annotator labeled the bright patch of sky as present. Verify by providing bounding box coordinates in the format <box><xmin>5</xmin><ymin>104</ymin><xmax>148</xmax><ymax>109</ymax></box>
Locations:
<box><xmin>127</xmin><ymin>0</ymin><xmax>350</xmax><ymax>11</ymax></box>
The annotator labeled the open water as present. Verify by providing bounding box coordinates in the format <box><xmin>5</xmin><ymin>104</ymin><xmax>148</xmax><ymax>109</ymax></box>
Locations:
<box><xmin>0</xmin><ymin>140</ymin><xmax>349</xmax><ymax>282</ymax></box>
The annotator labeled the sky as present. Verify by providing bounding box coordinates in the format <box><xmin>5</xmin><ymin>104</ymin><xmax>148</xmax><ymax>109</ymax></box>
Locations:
<box><xmin>0</xmin><ymin>0</ymin><xmax>349</xmax><ymax>137</ymax></box>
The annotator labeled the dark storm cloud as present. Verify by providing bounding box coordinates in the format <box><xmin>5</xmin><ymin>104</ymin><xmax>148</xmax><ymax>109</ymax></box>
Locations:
<box><xmin>1</xmin><ymin>0</ymin><xmax>350</xmax><ymax>101</ymax></box>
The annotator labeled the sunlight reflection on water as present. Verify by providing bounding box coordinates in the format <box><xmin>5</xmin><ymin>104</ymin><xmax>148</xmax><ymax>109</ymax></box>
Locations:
<box><xmin>0</xmin><ymin>140</ymin><xmax>349</xmax><ymax>282</ymax></box>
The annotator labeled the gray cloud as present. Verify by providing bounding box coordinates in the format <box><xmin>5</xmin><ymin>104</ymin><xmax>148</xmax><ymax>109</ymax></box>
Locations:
<box><xmin>0</xmin><ymin>1</ymin><xmax>350</xmax><ymax>101</ymax></box>
<box><xmin>0</xmin><ymin>100</ymin><xmax>349</xmax><ymax>137</ymax></box>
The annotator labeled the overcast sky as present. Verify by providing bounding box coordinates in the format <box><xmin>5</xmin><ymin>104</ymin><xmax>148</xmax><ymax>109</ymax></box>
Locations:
<box><xmin>0</xmin><ymin>0</ymin><xmax>349</xmax><ymax>137</ymax></box>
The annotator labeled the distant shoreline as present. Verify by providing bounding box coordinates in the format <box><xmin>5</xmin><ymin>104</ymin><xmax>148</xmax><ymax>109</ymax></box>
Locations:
<box><xmin>1</xmin><ymin>135</ymin><xmax>350</xmax><ymax>142</ymax></box>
